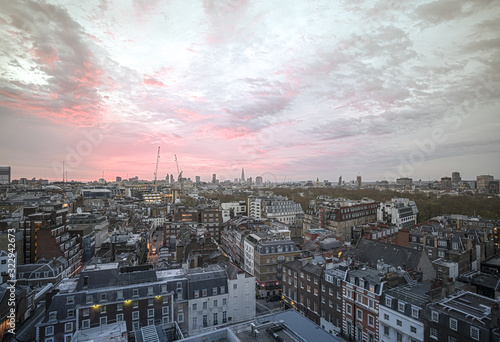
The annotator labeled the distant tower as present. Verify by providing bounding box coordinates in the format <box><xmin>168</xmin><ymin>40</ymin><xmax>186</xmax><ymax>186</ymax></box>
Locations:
<box><xmin>338</xmin><ymin>175</ymin><xmax>342</xmax><ymax>186</ymax></box>
<box><xmin>116</xmin><ymin>176</ymin><xmax>122</xmax><ymax>182</ymax></box>
<box><xmin>0</xmin><ymin>166</ymin><xmax>11</xmax><ymax>184</ymax></box>
<box><xmin>256</xmin><ymin>176</ymin><xmax>263</xmax><ymax>186</ymax></box>
<box><xmin>195</xmin><ymin>176</ymin><xmax>200</xmax><ymax>184</ymax></box>
<box><xmin>452</xmin><ymin>172</ymin><xmax>461</xmax><ymax>184</ymax></box>
<box><xmin>212</xmin><ymin>174</ymin><xmax>217</xmax><ymax>184</ymax></box>
<box><xmin>170</xmin><ymin>174</ymin><xmax>174</xmax><ymax>184</ymax></box>
<box><xmin>241</xmin><ymin>168</ymin><xmax>245</xmax><ymax>183</ymax></box>
<box><xmin>356</xmin><ymin>176</ymin><xmax>362</xmax><ymax>188</ymax></box>
<box><xmin>166</xmin><ymin>173</ymin><xmax>169</xmax><ymax>184</ymax></box>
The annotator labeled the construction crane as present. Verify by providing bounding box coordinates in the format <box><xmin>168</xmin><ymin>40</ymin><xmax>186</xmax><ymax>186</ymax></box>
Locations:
<box><xmin>154</xmin><ymin>147</ymin><xmax>160</xmax><ymax>192</ymax></box>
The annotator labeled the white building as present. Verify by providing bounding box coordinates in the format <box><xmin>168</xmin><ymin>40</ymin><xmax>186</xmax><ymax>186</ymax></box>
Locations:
<box><xmin>378</xmin><ymin>198</ymin><xmax>418</xmax><ymax>229</ymax></box>
<box><xmin>243</xmin><ymin>234</ymin><xmax>263</xmax><ymax>276</ymax></box>
<box><xmin>221</xmin><ymin>201</ymin><xmax>247</xmax><ymax>223</ymax></box>
<box><xmin>247</xmin><ymin>195</ymin><xmax>303</xmax><ymax>224</ymax></box>
<box><xmin>379</xmin><ymin>282</ymin><xmax>429</xmax><ymax>342</ymax></box>
<box><xmin>225</xmin><ymin>263</ymin><xmax>256</xmax><ymax>324</ymax></box>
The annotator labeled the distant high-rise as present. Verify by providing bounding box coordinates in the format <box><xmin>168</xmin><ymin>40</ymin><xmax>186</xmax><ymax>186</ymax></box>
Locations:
<box><xmin>452</xmin><ymin>172</ymin><xmax>461</xmax><ymax>184</ymax></box>
<box><xmin>0</xmin><ymin>166</ymin><xmax>11</xmax><ymax>184</ymax></box>
<box><xmin>338</xmin><ymin>175</ymin><xmax>342</xmax><ymax>186</ymax></box>
<box><xmin>166</xmin><ymin>173</ymin><xmax>169</xmax><ymax>183</ymax></box>
<box><xmin>256</xmin><ymin>176</ymin><xmax>263</xmax><ymax>186</ymax></box>
<box><xmin>477</xmin><ymin>175</ymin><xmax>494</xmax><ymax>192</ymax></box>
<box><xmin>195</xmin><ymin>176</ymin><xmax>200</xmax><ymax>184</ymax></box>
<box><xmin>115</xmin><ymin>176</ymin><xmax>122</xmax><ymax>182</ymax></box>
<box><xmin>212</xmin><ymin>174</ymin><xmax>217</xmax><ymax>184</ymax></box>
<box><xmin>170</xmin><ymin>174</ymin><xmax>174</xmax><ymax>184</ymax></box>
<box><xmin>241</xmin><ymin>168</ymin><xmax>245</xmax><ymax>183</ymax></box>
<box><xmin>441</xmin><ymin>177</ymin><xmax>452</xmax><ymax>189</ymax></box>
<box><xmin>356</xmin><ymin>176</ymin><xmax>362</xmax><ymax>188</ymax></box>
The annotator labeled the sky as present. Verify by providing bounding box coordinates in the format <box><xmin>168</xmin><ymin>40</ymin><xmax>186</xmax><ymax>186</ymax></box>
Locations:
<box><xmin>1</xmin><ymin>0</ymin><xmax>499</xmax><ymax>183</ymax></box>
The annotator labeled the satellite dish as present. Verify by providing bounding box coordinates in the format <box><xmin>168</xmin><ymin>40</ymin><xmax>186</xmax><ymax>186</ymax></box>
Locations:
<box><xmin>77</xmin><ymin>207</ymin><xmax>82</xmax><ymax>214</ymax></box>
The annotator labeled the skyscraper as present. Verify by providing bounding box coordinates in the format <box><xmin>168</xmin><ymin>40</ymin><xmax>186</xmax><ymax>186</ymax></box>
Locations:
<box><xmin>241</xmin><ymin>168</ymin><xmax>245</xmax><ymax>183</ymax></box>
<box><xmin>0</xmin><ymin>166</ymin><xmax>11</xmax><ymax>184</ymax></box>
<box><xmin>212</xmin><ymin>173</ymin><xmax>217</xmax><ymax>184</ymax></box>
<box><xmin>452</xmin><ymin>172</ymin><xmax>461</xmax><ymax>184</ymax></box>
<box><xmin>356</xmin><ymin>175</ymin><xmax>362</xmax><ymax>188</ymax></box>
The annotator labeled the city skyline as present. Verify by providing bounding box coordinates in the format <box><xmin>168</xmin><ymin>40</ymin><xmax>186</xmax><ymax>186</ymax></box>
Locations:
<box><xmin>1</xmin><ymin>1</ymin><xmax>499</xmax><ymax>182</ymax></box>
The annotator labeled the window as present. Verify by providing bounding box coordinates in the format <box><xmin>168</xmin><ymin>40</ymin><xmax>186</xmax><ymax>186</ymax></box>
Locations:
<box><xmin>314</xmin><ymin>288</ymin><xmax>318</xmax><ymax>296</ymax></box>
<box><xmin>321</xmin><ymin>297</ymin><xmax>325</xmax><ymax>304</ymax></box>
<box><xmin>368</xmin><ymin>315</ymin><xmax>374</xmax><ymax>327</ymax></box>
<box><xmin>67</xmin><ymin>296</ymin><xmax>74</xmax><ymax>304</ymax></box>
<box><xmin>220</xmin><ymin>286</ymin><xmax>225</xmax><ymax>293</ymax></box>
<box><xmin>132</xmin><ymin>311</ymin><xmax>139</xmax><ymax>320</ymax></box>
<box><xmin>448</xmin><ymin>337</ymin><xmax>457</xmax><ymax>342</ymax></box>
<box><xmin>100</xmin><ymin>293</ymin><xmax>107</xmax><ymax>302</ymax></box>
<box><xmin>337</xmin><ymin>303</ymin><xmax>341</xmax><ymax>312</ymax></box>
<box><xmin>329</xmin><ymin>288</ymin><xmax>333</xmax><ymax>296</ymax></box>
<box><xmin>116</xmin><ymin>313</ymin><xmax>124</xmax><ymax>322</ymax></box>
<box><xmin>384</xmin><ymin>313</ymin><xmax>389</xmax><ymax>320</ymax></box>
<box><xmin>411</xmin><ymin>326</ymin><xmax>417</xmax><ymax>333</ymax></box>
<box><xmin>368</xmin><ymin>299</ymin><xmax>374</xmax><ymax>309</ymax></box>
<box><xmin>148</xmin><ymin>308</ymin><xmax>154</xmax><ymax>318</ymax></box>
<box><xmin>203</xmin><ymin>315</ymin><xmax>208</xmax><ymax>327</ymax></box>
<box><xmin>82</xmin><ymin>320</ymin><xmax>90</xmax><ymax>329</ymax></box>
<box><xmin>398</xmin><ymin>302</ymin><xmax>405</xmax><ymax>312</ymax></box>
<box><xmin>470</xmin><ymin>326</ymin><xmax>479</xmax><ymax>340</ymax></box>
<box><xmin>411</xmin><ymin>307</ymin><xmax>419</xmax><ymax>318</ymax></box>
<box><xmin>117</xmin><ymin>290</ymin><xmax>123</xmax><ymax>300</ymax></box>
<box><xmin>213</xmin><ymin>313</ymin><xmax>218</xmax><ymax>325</ymax></box>
<box><xmin>133</xmin><ymin>301</ymin><xmax>138</xmax><ymax>308</ymax></box>
<box><xmin>213</xmin><ymin>287</ymin><xmax>218</xmax><ymax>295</ymax></box>
<box><xmin>178</xmin><ymin>313</ymin><xmax>184</xmax><ymax>322</ymax></box>
<box><xmin>117</xmin><ymin>303</ymin><xmax>123</xmax><ymax>311</ymax></box>
<box><xmin>356</xmin><ymin>309</ymin><xmax>362</xmax><ymax>321</ymax></box>
<box><xmin>431</xmin><ymin>311</ymin><xmax>439</xmax><ymax>322</ymax></box>
<box><xmin>48</xmin><ymin>311</ymin><xmax>57</xmax><ymax>321</ymax></box>
<box><xmin>213</xmin><ymin>300</ymin><xmax>218</xmax><ymax>308</ymax></box>
<box><xmin>346</xmin><ymin>304</ymin><xmax>352</xmax><ymax>314</ymax></box>
<box><xmin>161</xmin><ymin>285</ymin><xmax>167</xmax><ymax>293</ymax></box>
<box><xmin>430</xmin><ymin>328</ymin><xmax>438</xmax><ymax>340</ymax></box>
<box><xmin>450</xmin><ymin>318</ymin><xmax>457</xmax><ymax>331</ymax></box>
<box><xmin>100</xmin><ymin>316</ymin><xmax>107</xmax><ymax>326</ymax></box>
<box><xmin>322</xmin><ymin>285</ymin><xmax>325</xmax><ymax>292</ymax></box>
<box><xmin>203</xmin><ymin>302</ymin><xmax>207</xmax><ymax>310</ymax></box>
<box><xmin>314</xmin><ymin>278</ymin><xmax>318</xmax><ymax>284</ymax></box>
<box><xmin>222</xmin><ymin>298</ymin><xmax>226</xmax><ymax>306</ymax></box>
<box><xmin>397</xmin><ymin>332</ymin><xmax>402</xmax><ymax>342</ymax></box>
<box><xmin>396</xmin><ymin>319</ymin><xmax>402</xmax><ymax>327</ymax></box>
<box><xmin>148</xmin><ymin>299</ymin><xmax>153</xmax><ymax>306</ymax></box>
<box><xmin>192</xmin><ymin>303</ymin><xmax>197</xmax><ymax>311</ymax></box>
<box><xmin>223</xmin><ymin>311</ymin><xmax>227</xmax><ymax>323</ymax></box>
<box><xmin>385</xmin><ymin>297</ymin><xmax>392</xmax><ymax>306</ymax></box>
<box><xmin>192</xmin><ymin>317</ymin><xmax>197</xmax><ymax>328</ymax></box>
<box><xmin>83</xmin><ymin>308</ymin><xmax>89</xmax><ymax>317</ymax></box>
<box><xmin>148</xmin><ymin>286</ymin><xmax>153</xmax><ymax>295</ymax></box>
<box><xmin>357</xmin><ymin>294</ymin><xmax>363</xmax><ymax>303</ymax></box>
<box><xmin>163</xmin><ymin>296</ymin><xmax>168</xmax><ymax>304</ymax></box>
<box><xmin>45</xmin><ymin>326</ymin><xmax>54</xmax><ymax>336</ymax></box>
<box><xmin>300</xmin><ymin>272</ymin><xmax>304</xmax><ymax>278</ymax></box>
<box><xmin>162</xmin><ymin>306</ymin><xmax>169</xmax><ymax>315</ymax></box>
<box><xmin>133</xmin><ymin>289</ymin><xmax>139</xmax><ymax>297</ymax></box>
<box><xmin>133</xmin><ymin>322</ymin><xmax>140</xmax><ymax>331</ymax></box>
<box><xmin>100</xmin><ymin>306</ymin><xmax>106</xmax><ymax>314</ymax></box>
<box><xmin>194</xmin><ymin>290</ymin><xmax>199</xmax><ymax>298</ymax></box>
<box><xmin>384</xmin><ymin>325</ymin><xmax>389</xmax><ymax>336</ymax></box>
<box><xmin>233</xmin><ymin>284</ymin><xmax>237</xmax><ymax>289</ymax></box>
<box><xmin>202</xmin><ymin>289</ymin><xmax>207</xmax><ymax>296</ymax></box>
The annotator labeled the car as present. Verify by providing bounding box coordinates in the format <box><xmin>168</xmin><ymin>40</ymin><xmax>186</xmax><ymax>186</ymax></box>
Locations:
<box><xmin>266</xmin><ymin>295</ymin><xmax>281</xmax><ymax>302</ymax></box>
